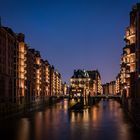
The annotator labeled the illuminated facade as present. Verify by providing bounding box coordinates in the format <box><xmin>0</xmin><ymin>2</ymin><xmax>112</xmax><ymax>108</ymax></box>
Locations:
<box><xmin>16</xmin><ymin>33</ymin><xmax>27</xmax><ymax>104</ymax></box>
<box><xmin>109</xmin><ymin>81</ymin><xmax>116</xmax><ymax>95</ymax></box>
<box><xmin>50</xmin><ymin>66</ymin><xmax>62</xmax><ymax>96</ymax></box>
<box><xmin>40</xmin><ymin>59</ymin><xmax>51</xmax><ymax>100</ymax></box>
<box><xmin>120</xmin><ymin>42</ymin><xmax>136</xmax><ymax>97</ymax></box>
<box><xmin>102</xmin><ymin>83</ymin><xmax>109</xmax><ymax>95</ymax></box>
<box><xmin>62</xmin><ymin>82</ymin><xmax>69</xmax><ymax>95</ymax></box>
<box><xmin>21</xmin><ymin>49</ymin><xmax>62</xmax><ymax>101</ymax></box>
<box><xmin>115</xmin><ymin>73</ymin><xmax>121</xmax><ymax>95</ymax></box>
<box><xmin>26</xmin><ymin>50</ymin><xmax>51</xmax><ymax>102</ymax></box>
<box><xmin>0</xmin><ymin>23</ymin><xmax>63</xmax><ymax>108</ymax></box>
<box><xmin>34</xmin><ymin>51</ymin><xmax>42</xmax><ymax>101</ymax></box>
<box><xmin>103</xmin><ymin>81</ymin><xmax>116</xmax><ymax>95</ymax></box>
<box><xmin>120</xmin><ymin>4</ymin><xmax>137</xmax><ymax>97</ymax></box>
<box><xmin>27</xmin><ymin>49</ymin><xmax>44</xmax><ymax>102</ymax></box>
<box><xmin>70</xmin><ymin>70</ymin><xmax>90</xmax><ymax>97</ymax></box>
<box><xmin>118</xmin><ymin>4</ymin><xmax>140</xmax><ymax>127</ymax></box>
<box><xmin>43</xmin><ymin>60</ymin><xmax>50</xmax><ymax>97</ymax></box>
<box><xmin>87</xmin><ymin>70</ymin><xmax>102</xmax><ymax>95</ymax></box>
<box><xmin>70</xmin><ymin>69</ymin><xmax>102</xmax><ymax>97</ymax></box>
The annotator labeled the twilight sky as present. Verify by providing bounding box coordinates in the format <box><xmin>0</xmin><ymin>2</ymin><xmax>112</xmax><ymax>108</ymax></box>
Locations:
<box><xmin>0</xmin><ymin>0</ymin><xmax>139</xmax><ymax>84</ymax></box>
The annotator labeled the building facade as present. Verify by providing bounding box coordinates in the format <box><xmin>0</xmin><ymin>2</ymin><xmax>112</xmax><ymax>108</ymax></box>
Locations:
<box><xmin>50</xmin><ymin>66</ymin><xmax>62</xmax><ymax>96</ymax></box>
<box><xmin>70</xmin><ymin>69</ymin><xmax>90</xmax><ymax>97</ymax></box>
<box><xmin>0</xmin><ymin>23</ymin><xmax>64</xmax><ymax>110</ymax></box>
<box><xmin>26</xmin><ymin>48</ymin><xmax>36</xmax><ymax>103</ymax></box>
<box><xmin>120</xmin><ymin>22</ymin><xmax>136</xmax><ymax>97</ymax></box>
<box><xmin>103</xmin><ymin>81</ymin><xmax>116</xmax><ymax>95</ymax></box>
<box><xmin>62</xmin><ymin>82</ymin><xmax>69</xmax><ymax>95</ymax></box>
<box><xmin>70</xmin><ymin>69</ymin><xmax>102</xmax><ymax>97</ymax></box>
<box><xmin>15</xmin><ymin>33</ymin><xmax>28</xmax><ymax>104</ymax></box>
<box><xmin>116</xmin><ymin>3</ymin><xmax>140</xmax><ymax>128</ymax></box>
<box><xmin>43</xmin><ymin>60</ymin><xmax>51</xmax><ymax>97</ymax></box>
<box><xmin>102</xmin><ymin>83</ymin><xmax>109</xmax><ymax>95</ymax></box>
<box><xmin>87</xmin><ymin>70</ymin><xmax>102</xmax><ymax>96</ymax></box>
<box><xmin>115</xmin><ymin>73</ymin><xmax>121</xmax><ymax>95</ymax></box>
<box><xmin>0</xmin><ymin>27</ymin><xmax>16</xmax><ymax>103</ymax></box>
<box><xmin>133</xmin><ymin>4</ymin><xmax>140</xmax><ymax>98</ymax></box>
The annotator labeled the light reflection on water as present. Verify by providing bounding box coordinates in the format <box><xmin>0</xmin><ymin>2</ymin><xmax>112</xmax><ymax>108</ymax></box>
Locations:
<box><xmin>0</xmin><ymin>99</ymin><xmax>140</xmax><ymax>140</ymax></box>
<box><xmin>16</xmin><ymin>118</ymin><xmax>30</xmax><ymax>140</ymax></box>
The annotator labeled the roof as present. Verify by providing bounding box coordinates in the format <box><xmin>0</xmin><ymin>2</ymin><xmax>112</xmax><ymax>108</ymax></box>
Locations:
<box><xmin>87</xmin><ymin>70</ymin><xmax>101</xmax><ymax>79</ymax></box>
<box><xmin>71</xmin><ymin>69</ymin><xmax>89</xmax><ymax>78</ymax></box>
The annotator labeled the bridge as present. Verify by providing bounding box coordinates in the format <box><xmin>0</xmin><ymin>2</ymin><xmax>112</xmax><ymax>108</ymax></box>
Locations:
<box><xmin>46</xmin><ymin>94</ymin><xmax>122</xmax><ymax>111</ymax></box>
<box><xmin>91</xmin><ymin>95</ymin><xmax>121</xmax><ymax>99</ymax></box>
<box><xmin>67</xmin><ymin>94</ymin><xmax>122</xmax><ymax>110</ymax></box>
<box><xmin>49</xmin><ymin>94</ymin><xmax>121</xmax><ymax>99</ymax></box>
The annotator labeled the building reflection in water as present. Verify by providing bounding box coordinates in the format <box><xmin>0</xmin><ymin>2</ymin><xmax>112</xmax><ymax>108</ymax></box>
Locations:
<box><xmin>1</xmin><ymin>99</ymin><xmax>140</xmax><ymax>140</ymax></box>
<box><xmin>16</xmin><ymin>118</ymin><xmax>30</xmax><ymax>140</ymax></box>
<box><xmin>69</xmin><ymin>104</ymin><xmax>101</xmax><ymax>125</ymax></box>
<box><xmin>35</xmin><ymin>112</ymin><xmax>43</xmax><ymax>140</ymax></box>
<box><xmin>63</xmin><ymin>99</ymin><xmax>68</xmax><ymax>112</ymax></box>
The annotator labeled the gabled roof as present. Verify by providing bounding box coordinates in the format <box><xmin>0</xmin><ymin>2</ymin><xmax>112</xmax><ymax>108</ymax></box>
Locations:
<box><xmin>71</xmin><ymin>69</ymin><xmax>89</xmax><ymax>78</ymax></box>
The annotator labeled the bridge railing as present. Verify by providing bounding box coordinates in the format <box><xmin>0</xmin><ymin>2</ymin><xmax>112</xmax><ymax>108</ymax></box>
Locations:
<box><xmin>90</xmin><ymin>95</ymin><xmax>121</xmax><ymax>98</ymax></box>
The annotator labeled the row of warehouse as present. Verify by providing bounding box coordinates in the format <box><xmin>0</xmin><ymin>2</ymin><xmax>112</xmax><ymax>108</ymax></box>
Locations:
<box><xmin>0</xmin><ymin>25</ymin><xmax>68</xmax><ymax>106</ymax></box>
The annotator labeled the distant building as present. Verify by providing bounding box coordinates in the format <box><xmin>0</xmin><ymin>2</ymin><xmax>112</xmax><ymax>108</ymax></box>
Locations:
<box><xmin>50</xmin><ymin>66</ymin><xmax>62</xmax><ymax>96</ymax></box>
<box><xmin>43</xmin><ymin>60</ymin><xmax>51</xmax><ymax>97</ymax></box>
<box><xmin>115</xmin><ymin>73</ymin><xmax>121</xmax><ymax>95</ymax></box>
<box><xmin>62</xmin><ymin>82</ymin><xmax>69</xmax><ymax>95</ymax></box>
<box><xmin>70</xmin><ymin>69</ymin><xmax>90</xmax><ymax>97</ymax></box>
<box><xmin>70</xmin><ymin>69</ymin><xmax>102</xmax><ymax>97</ymax></box>
<box><xmin>102</xmin><ymin>83</ymin><xmax>109</xmax><ymax>95</ymax></box>
<box><xmin>103</xmin><ymin>81</ymin><xmax>116</xmax><ymax>95</ymax></box>
<box><xmin>109</xmin><ymin>81</ymin><xmax>116</xmax><ymax>95</ymax></box>
<box><xmin>34</xmin><ymin>51</ymin><xmax>42</xmax><ymax>101</ymax></box>
<box><xmin>87</xmin><ymin>70</ymin><xmax>102</xmax><ymax>95</ymax></box>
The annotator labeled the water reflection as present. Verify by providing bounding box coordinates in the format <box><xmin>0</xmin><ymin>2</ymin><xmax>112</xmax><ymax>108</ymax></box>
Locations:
<box><xmin>0</xmin><ymin>99</ymin><xmax>140</xmax><ymax>140</ymax></box>
<box><xmin>35</xmin><ymin>112</ymin><xmax>43</xmax><ymax>140</ymax></box>
<box><xmin>16</xmin><ymin>118</ymin><xmax>30</xmax><ymax>140</ymax></box>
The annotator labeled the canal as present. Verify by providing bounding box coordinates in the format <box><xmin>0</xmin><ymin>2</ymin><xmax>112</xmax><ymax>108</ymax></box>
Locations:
<box><xmin>0</xmin><ymin>99</ymin><xmax>140</xmax><ymax>140</ymax></box>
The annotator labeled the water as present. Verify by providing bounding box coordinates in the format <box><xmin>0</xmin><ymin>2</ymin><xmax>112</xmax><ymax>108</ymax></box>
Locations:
<box><xmin>0</xmin><ymin>99</ymin><xmax>140</xmax><ymax>140</ymax></box>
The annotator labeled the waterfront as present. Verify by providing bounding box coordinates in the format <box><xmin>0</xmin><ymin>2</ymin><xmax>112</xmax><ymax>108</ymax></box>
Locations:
<box><xmin>0</xmin><ymin>99</ymin><xmax>140</xmax><ymax>140</ymax></box>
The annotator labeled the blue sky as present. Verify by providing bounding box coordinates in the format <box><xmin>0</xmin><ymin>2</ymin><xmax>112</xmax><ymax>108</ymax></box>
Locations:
<box><xmin>0</xmin><ymin>0</ymin><xmax>139</xmax><ymax>84</ymax></box>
